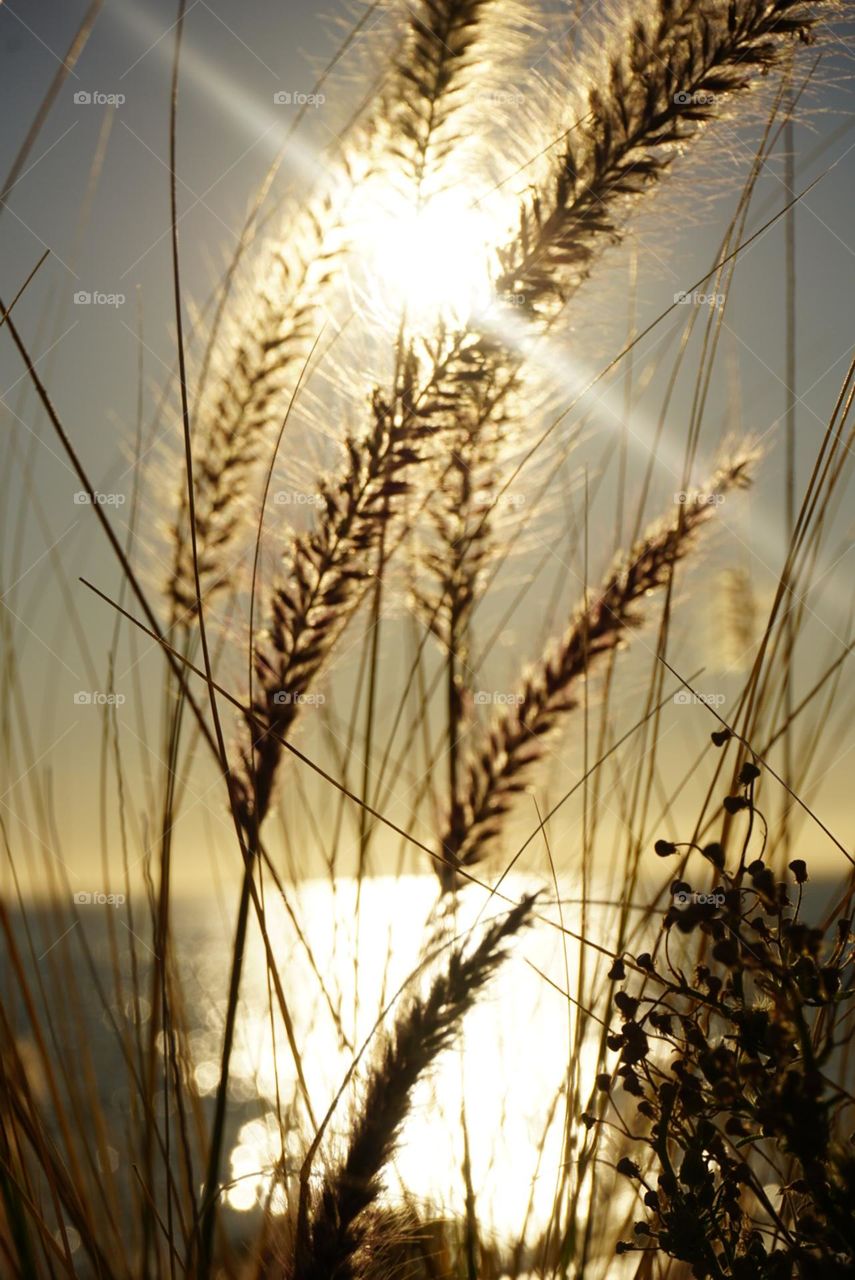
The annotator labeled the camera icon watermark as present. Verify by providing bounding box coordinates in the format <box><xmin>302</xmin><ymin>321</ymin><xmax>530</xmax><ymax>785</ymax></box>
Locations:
<box><xmin>673</xmin><ymin>889</ymin><xmax>725</xmax><ymax>908</ymax></box>
<box><xmin>272</xmin><ymin>690</ymin><xmax>326</xmax><ymax>706</ymax></box>
<box><xmin>73</xmin><ymin>90</ymin><xmax>126</xmax><ymax>107</ymax></box>
<box><xmin>74</xmin><ymin>491</ymin><xmax>126</xmax><ymax>506</ymax></box>
<box><xmin>673</xmin><ymin>289</ymin><xmax>725</xmax><ymax>310</ymax></box>
<box><xmin>73</xmin><ymin>890</ymin><xmax>126</xmax><ymax>907</ymax></box>
<box><xmin>673</xmin><ymin>90</ymin><xmax>717</xmax><ymax>107</ymax></box>
<box><xmin>273</xmin><ymin>90</ymin><xmax>325</xmax><ymax>108</ymax></box>
<box><xmin>273</xmin><ymin>491</ymin><xmax>324</xmax><ymax>507</ymax></box>
<box><xmin>674</xmin><ymin>490</ymin><xmax>725</xmax><ymax>507</ymax></box>
<box><xmin>73</xmin><ymin>691</ymin><xmax>126</xmax><ymax>706</ymax></box>
<box><xmin>73</xmin><ymin>290</ymin><xmax>125</xmax><ymax>307</ymax></box>
<box><xmin>673</xmin><ymin>690</ymin><xmax>725</xmax><ymax>707</ymax></box>
<box><xmin>474</xmin><ymin>690</ymin><xmax>525</xmax><ymax>706</ymax></box>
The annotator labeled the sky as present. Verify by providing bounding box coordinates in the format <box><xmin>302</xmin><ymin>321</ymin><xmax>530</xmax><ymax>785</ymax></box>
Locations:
<box><xmin>1</xmin><ymin>0</ymin><xmax>854</xmax><ymax>894</ymax></box>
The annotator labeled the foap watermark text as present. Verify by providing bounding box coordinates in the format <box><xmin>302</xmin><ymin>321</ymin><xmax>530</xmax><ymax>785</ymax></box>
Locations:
<box><xmin>74</xmin><ymin>691</ymin><xmax>126</xmax><ymax>706</ymax></box>
<box><xmin>74</xmin><ymin>491</ymin><xmax>126</xmax><ymax>506</ymax></box>
<box><xmin>674</xmin><ymin>489</ymin><xmax>725</xmax><ymax>507</ymax></box>
<box><xmin>272</xmin><ymin>691</ymin><xmax>326</xmax><ymax>706</ymax></box>
<box><xmin>673</xmin><ymin>888</ymin><xmax>726</xmax><ymax>908</ymax></box>
<box><xmin>74</xmin><ymin>90</ymin><xmax>125</xmax><ymax>107</ymax></box>
<box><xmin>274</xmin><ymin>491</ymin><xmax>324</xmax><ymax>508</ymax></box>
<box><xmin>74</xmin><ymin>291</ymin><xmax>126</xmax><ymax>307</ymax></box>
<box><xmin>673</xmin><ymin>89</ymin><xmax>718</xmax><ymax>107</ymax></box>
<box><xmin>273</xmin><ymin>90</ymin><xmax>325</xmax><ymax>108</ymax></box>
<box><xmin>674</xmin><ymin>288</ymin><xmax>724</xmax><ymax>310</ymax></box>
<box><xmin>673</xmin><ymin>690</ymin><xmax>725</xmax><ymax>707</ymax></box>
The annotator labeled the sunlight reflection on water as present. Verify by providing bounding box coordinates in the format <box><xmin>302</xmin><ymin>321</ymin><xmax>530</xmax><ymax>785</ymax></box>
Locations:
<box><xmin>200</xmin><ymin>874</ymin><xmax>612</xmax><ymax>1241</ymax></box>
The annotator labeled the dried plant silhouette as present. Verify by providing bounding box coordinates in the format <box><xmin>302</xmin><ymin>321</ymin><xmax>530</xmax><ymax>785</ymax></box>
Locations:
<box><xmin>611</xmin><ymin>765</ymin><xmax>855</xmax><ymax>1278</ymax></box>
<box><xmin>1</xmin><ymin>0</ymin><xmax>853</xmax><ymax>1277</ymax></box>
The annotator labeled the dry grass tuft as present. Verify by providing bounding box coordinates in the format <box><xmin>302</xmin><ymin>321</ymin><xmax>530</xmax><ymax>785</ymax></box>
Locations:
<box><xmin>293</xmin><ymin>895</ymin><xmax>536</xmax><ymax>1280</ymax></box>
<box><xmin>439</xmin><ymin>452</ymin><xmax>756</xmax><ymax>888</ymax></box>
<box><xmin>385</xmin><ymin>0</ymin><xmax>502</xmax><ymax>197</ymax></box>
<box><xmin>237</xmin><ymin>355</ymin><xmax>431</xmax><ymax>828</ymax></box>
<box><xmin>167</xmin><ymin>189</ymin><xmax>348</xmax><ymax>620</ymax></box>
<box><xmin>496</xmin><ymin>0</ymin><xmax>828</xmax><ymax>315</ymax></box>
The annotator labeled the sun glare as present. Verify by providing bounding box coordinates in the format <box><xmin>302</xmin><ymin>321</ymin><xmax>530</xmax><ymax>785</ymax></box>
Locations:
<box><xmin>215</xmin><ymin>877</ymin><xmax>602</xmax><ymax>1241</ymax></box>
<box><xmin>357</xmin><ymin>188</ymin><xmax>502</xmax><ymax>328</ymax></box>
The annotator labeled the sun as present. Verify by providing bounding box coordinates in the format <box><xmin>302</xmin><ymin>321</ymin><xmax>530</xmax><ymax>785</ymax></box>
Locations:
<box><xmin>357</xmin><ymin>186</ymin><xmax>503</xmax><ymax>329</ymax></box>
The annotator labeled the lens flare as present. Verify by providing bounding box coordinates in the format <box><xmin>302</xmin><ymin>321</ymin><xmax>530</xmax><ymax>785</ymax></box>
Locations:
<box><xmin>354</xmin><ymin>186</ymin><xmax>505</xmax><ymax>328</ymax></box>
